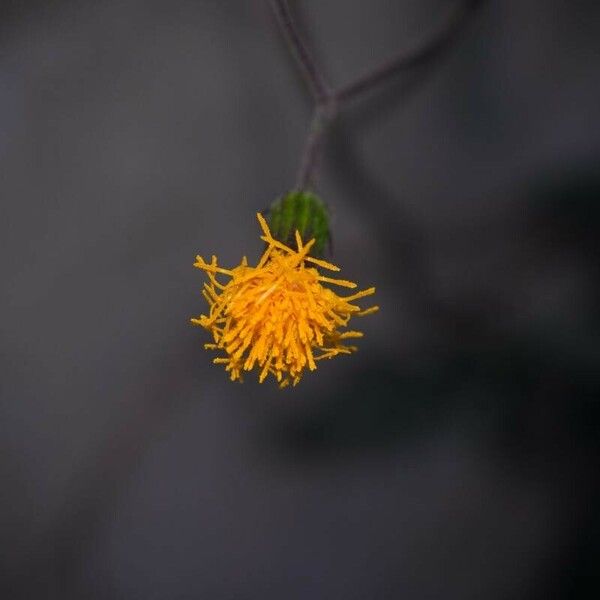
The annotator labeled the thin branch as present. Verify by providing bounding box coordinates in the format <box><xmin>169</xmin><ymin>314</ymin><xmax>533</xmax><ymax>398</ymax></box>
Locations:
<box><xmin>335</xmin><ymin>0</ymin><xmax>484</xmax><ymax>103</ymax></box>
<box><xmin>271</xmin><ymin>0</ymin><xmax>485</xmax><ymax>190</ymax></box>
<box><xmin>270</xmin><ymin>0</ymin><xmax>331</xmax><ymax>103</ymax></box>
<box><xmin>296</xmin><ymin>102</ymin><xmax>336</xmax><ymax>190</ymax></box>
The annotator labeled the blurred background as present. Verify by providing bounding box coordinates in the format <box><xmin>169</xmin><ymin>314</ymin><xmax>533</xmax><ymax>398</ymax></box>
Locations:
<box><xmin>1</xmin><ymin>1</ymin><xmax>599</xmax><ymax>598</ymax></box>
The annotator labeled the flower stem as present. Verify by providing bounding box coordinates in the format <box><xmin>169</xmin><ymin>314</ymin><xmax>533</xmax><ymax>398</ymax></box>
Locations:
<box><xmin>296</xmin><ymin>101</ymin><xmax>337</xmax><ymax>191</ymax></box>
<box><xmin>271</xmin><ymin>0</ymin><xmax>485</xmax><ymax>189</ymax></box>
<box><xmin>269</xmin><ymin>0</ymin><xmax>331</xmax><ymax>103</ymax></box>
<box><xmin>335</xmin><ymin>0</ymin><xmax>485</xmax><ymax>103</ymax></box>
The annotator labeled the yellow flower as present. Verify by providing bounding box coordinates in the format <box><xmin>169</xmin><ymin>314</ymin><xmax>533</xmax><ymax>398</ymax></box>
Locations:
<box><xmin>191</xmin><ymin>213</ymin><xmax>378</xmax><ymax>387</ymax></box>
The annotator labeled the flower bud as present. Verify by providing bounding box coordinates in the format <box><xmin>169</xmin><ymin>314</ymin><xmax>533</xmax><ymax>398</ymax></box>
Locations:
<box><xmin>267</xmin><ymin>190</ymin><xmax>330</xmax><ymax>257</ymax></box>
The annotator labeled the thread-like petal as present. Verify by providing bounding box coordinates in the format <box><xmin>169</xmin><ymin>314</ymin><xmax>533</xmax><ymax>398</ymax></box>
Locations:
<box><xmin>192</xmin><ymin>214</ymin><xmax>377</xmax><ymax>387</ymax></box>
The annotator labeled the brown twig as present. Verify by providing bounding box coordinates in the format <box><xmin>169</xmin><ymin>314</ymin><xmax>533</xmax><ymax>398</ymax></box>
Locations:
<box><xmin>295</xmin><ymin>101</ymin><xmax>337</xmax><ymax>190</ymax></box>
<box><xmin>336</xmin><ymin>0</ymin><xmax>485</xmax><ymax>103</ymax></box>
<box><xmin>269</xmin><ymin>0</ymin><xmax>331</xmax><ymax>103</ymax></box>
<box><xmin>270</xmin><ymin>0</ymin><xmax>484</xmax><ymax>190</ymax></box>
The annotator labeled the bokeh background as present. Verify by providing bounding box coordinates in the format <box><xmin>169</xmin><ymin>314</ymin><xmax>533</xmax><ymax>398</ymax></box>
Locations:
<box><xmin>1</xmin><ymin>1</ymin><xmax>599</xmax><ymax>598</ymax></box>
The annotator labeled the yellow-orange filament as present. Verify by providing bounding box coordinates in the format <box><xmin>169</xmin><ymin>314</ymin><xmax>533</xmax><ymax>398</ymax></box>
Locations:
<box><xmin>191</xmin><ymin>213</ymin><xmax>378</xmax><ymax>387</ymax></box>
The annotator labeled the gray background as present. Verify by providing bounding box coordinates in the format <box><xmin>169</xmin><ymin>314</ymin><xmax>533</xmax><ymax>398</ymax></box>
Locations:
<box><xmin>1</xmin><ymin>1</ymin><xmax>599</xmax><ymax>598</ymax></box>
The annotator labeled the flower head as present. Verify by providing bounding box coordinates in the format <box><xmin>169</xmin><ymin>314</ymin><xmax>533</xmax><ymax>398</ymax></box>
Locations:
<box><xmin>192</xmin><ymin>213</ymin><xmax>378</xmax><ymax>387</ymax></box>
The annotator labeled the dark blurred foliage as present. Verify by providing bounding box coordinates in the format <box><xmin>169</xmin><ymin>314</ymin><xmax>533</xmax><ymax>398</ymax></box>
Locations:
<box><xmin>1</xmin><ymin>1</ymin><xmax>599</xmax><ymax>599</ymax></box>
